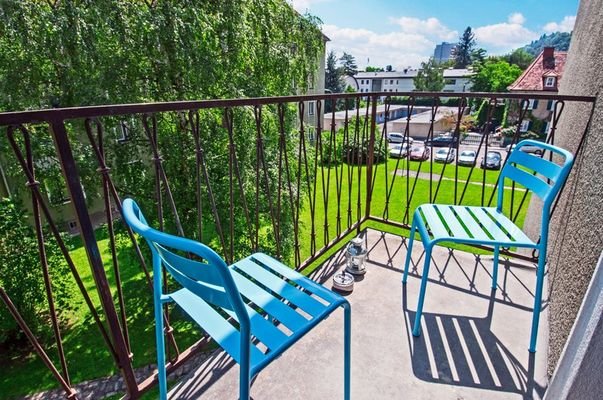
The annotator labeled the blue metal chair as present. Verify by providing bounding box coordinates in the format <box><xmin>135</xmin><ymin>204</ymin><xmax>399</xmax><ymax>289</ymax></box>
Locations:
<box><xmin>403</xmin><ymin>140</ymin><xmax>574</xmax><ymax>352</ymax></box>
<box><xmin>122</xmin><ymin>199</ymin><xmax>351</xmax><ymax>400</ymax></box>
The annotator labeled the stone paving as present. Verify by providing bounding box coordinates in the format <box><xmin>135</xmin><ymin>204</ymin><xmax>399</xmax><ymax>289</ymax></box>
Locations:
<box><xmin>20</xmin><ymin>351</ymin><xmax>210</xmax><ymax>400</ymax></box>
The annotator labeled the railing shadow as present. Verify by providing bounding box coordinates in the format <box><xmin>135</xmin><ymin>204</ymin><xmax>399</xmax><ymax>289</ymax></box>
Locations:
<box><xmin>402</xmin><ymin>284</ymin><xmax>546</xmax><ymax>399</ymax></box>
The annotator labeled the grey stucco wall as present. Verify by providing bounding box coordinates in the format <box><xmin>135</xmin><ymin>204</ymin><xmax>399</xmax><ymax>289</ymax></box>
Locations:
<box><xmin>522</xmin><ymin>0</ymin><xmax>603</xmax><ymax>375</ymax></box>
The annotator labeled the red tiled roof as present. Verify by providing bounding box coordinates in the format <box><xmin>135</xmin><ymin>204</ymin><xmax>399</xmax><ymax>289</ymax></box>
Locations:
<box><xmin>508</xmin><ymin>50</ymin><xmax>568</xmax><ymax>92</ymax></box>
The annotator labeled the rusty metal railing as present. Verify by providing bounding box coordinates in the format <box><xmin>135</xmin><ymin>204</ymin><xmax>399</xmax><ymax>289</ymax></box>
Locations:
<box><xmin>0</xmin><ymin>91</ymin><xmax>595</xmax><ymax>398</ymax></box>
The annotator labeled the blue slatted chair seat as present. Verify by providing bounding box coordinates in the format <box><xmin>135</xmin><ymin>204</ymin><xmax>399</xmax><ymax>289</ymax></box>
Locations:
<box><xmin>170</xmin><ymin>253</ymin><xmax>345</xmax><ymax>374</ymax></box>
<box><xmin>415</xmin><ymin>204</ymin><xmax>536</xmax><ymax>248</ymax></box>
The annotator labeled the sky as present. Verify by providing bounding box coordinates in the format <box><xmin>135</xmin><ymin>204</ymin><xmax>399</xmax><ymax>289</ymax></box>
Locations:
<box><xmin>290</xmin><ymin>0</ymin><xmax>579</xmax><ymax>69</ymax></box>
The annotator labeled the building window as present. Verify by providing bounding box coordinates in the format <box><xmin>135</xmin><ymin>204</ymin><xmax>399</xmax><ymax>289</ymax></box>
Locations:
<box><xmin>520</xmin><ymin>119</ymin><xmax>530</xmax><ymax>132</ymax></box>
<box><xmin>547</xmin><ymin>100</ymin><xmax>555</xmax><ymax>111</ymax></box>
<box><xmin>360</xmin><ymin>79</ymin><xmax>364</xmax><ymax>84</ymax></box>
<box><xmin>396</xmin><ymin>80</ymin><xmax>398</xmax><ymax>84</ymax></box>
<box><xmin>390</xmin><ymin>79</ymin><xmax>394</xmax><ymax>84</ymax></box>
<box><xmin>68</xmin><ymin>221</ymin><xmax>78</xmax><ymax>230</ymax></box>
<box><xmin>527</xmin><ymin>99</ymin><xmax>539</xmax><ymax>110</ymax></box>
<box><xmin>544</xmin><ymin>76</ymin><xmax>556</xmax><ymax>87</ymax></box>
<box><xmin>308</xmin><ymin>101</ymin><xmax>315</xmax><ymax>116</ymax></box>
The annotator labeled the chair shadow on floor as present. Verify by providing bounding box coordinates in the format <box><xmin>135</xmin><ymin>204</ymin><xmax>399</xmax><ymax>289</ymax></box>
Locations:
<box><xmin>401</xmin><ymin>245</ymin><xmax>548</xmax><ymax>400</ymax></box>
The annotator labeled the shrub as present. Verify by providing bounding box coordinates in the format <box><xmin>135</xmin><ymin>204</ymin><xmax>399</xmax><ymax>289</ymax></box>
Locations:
<box><xmin>0</xmin><ymin>198</ymin><xmax>73</xmax><ymax>347</ymax></box>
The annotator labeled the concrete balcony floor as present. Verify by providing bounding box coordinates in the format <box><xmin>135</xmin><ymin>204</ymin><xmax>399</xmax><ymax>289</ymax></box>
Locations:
<box><xmin>169</xmin><ymin>229</ymin><xmax>549</xmax><ymax>399</ymax></box>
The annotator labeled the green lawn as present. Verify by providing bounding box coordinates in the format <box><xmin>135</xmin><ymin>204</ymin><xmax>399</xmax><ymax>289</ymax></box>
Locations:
<box><xmin>0</xmin><ymin>227</ymin><xmax>202</xmax><ymax>399</ymax></box>
<box><xmin>298</xmin><ymin>158</ymin><xmax>530</xmax><ymax>274</ymax></box>
<box><xmin>1</xmin><ymin>157</ymin><xmax>531</xmax><ymax>399</ymax></box>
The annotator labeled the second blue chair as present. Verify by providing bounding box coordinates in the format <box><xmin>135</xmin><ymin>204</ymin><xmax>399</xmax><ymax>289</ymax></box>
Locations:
<box><xmin>403</xmin><ymin>140</ymin><xmax>574</xmax><ymax>353</ymax></box>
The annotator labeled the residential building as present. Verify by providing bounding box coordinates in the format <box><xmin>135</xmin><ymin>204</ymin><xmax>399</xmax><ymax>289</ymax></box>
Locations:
<box><xmin>353</xmin><ymin>68</ymin><xmax>473</xmax><ymax>94</ymax></box>
<box><xmin>433</xmin><ymin>42</ymin><xmax>456</xmax><ymax>64</ymax></box>
<box><xmin>507</xmin><ymin>47</ymin><xmax>568</xmax><ymax>135</ymax></box>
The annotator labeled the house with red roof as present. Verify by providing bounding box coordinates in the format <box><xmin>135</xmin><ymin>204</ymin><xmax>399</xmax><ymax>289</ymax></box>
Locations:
<box><xmin>507</xmin><ymin>47</ymin><xmax>568</xmax><ymax>136</ymax></box>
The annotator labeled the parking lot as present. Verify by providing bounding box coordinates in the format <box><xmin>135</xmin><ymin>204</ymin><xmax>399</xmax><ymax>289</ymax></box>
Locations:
<box><xmin>387</xmin><ymin>133</ymin><xmax>508</xmax><ymax>168</ymax></box>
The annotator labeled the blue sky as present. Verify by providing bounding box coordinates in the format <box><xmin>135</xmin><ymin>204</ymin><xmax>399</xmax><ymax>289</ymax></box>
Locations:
<box><xmin>291</xmin><ymin>0</ymin><xmax>579</xmax><ymax>69</ymax></box>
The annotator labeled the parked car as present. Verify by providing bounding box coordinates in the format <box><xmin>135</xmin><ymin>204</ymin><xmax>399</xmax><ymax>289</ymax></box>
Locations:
<box><xmin>386</xmin><ymin>132</ymin><xmax>414</xmax><ymax>144</ymax></box>
<box><xmin>480</xmin><ymin>151</ymin><xmax>503</xmax><ymax>170</ymax></box>
<box><xmin>424</xmin><ymin>135</ymin><xmax>459</xmax><ymax>147</ymax></box>
<box><xmin>434</xmin><ymin>148</ymin><xmax>456</xmax><ymax>163</ymax></box>
<box><xmin>409</xmin><ymin>145</ymin><xmax>431</xmax><ymax>161</ymax></box>
<box><xmin>506</xmin><ymin>143</ymin><xmax>544</xmax><ymax>155</ymax></box>
<box><xmin>389</xmin><ymin>143</ymin><xmax>409</xmax><ymax>158</ymax></box>
<box><xmin>458</xmin><ymin>150</ymin><xmax>477</xmax><ymax>167</ymax></box>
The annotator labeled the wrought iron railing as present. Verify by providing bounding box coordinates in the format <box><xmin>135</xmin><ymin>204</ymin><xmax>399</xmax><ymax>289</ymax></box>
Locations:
<box><xmin>0</xmin><ymin>91</ymin><xmax>595</xmax><ymax>398</ymax></box>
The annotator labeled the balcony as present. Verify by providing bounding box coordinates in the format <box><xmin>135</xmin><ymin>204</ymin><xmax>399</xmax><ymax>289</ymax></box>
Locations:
<box><xmin>0</xmin><ymin>91</ymin><xmax>596</xmax><ymax>399</ymax></box>
<box><xmin>170</xmin><ymin>230</ymin><xmax>548</xmax><ymax>399</ymax></box>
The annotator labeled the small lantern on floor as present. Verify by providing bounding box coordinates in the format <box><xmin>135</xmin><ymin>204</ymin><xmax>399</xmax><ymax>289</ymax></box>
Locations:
<box><xmin>345</xmin><ymin>235</ymin><xmax>367</xmax><ymax>276</ymax></box>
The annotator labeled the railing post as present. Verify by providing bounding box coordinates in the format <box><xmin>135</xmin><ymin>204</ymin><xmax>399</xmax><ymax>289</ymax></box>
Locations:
<box><xmin>48</xmin><ymin>117</ymin><xmax>140</xmax><ymax>398</ymax></box>
<box><xmin>365</xmin><ymin>94</ymin><xmax>378</xmax><ymax>219</ymax></box>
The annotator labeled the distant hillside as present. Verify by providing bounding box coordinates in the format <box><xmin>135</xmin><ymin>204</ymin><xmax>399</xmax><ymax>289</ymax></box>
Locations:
<box><xmin>522</xmin><ymin>32</ymin><xmax>572</xmax><ymax>56</ymax></box>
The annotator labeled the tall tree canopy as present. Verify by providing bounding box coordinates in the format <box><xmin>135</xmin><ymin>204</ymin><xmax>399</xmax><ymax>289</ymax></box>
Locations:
<box><xmin>455</xmin><ymin>27</ymin><xmax>476</xmax><ymax>68</ymax></box>
<box><xmin>325</xmin><ymin>50</ymin><xmax>344</xmax><ymax>93</ymax></box>
<box><xmin>0</xmin><ymin>0</ymin><xmax>324</xmax><ymax>111</ymax></box>
<box><xmin>339</xmin><ymin>52</ymin><xmax>358</xmax><ymax>76</ymax></box>
<box><xmin>0</xmin><ymin>0</ymin><xmax>326</xmax><ymax>262</ymax></box>
<box><xmin>470</xmin><ymin>60</ymin><xmax>522</xmax><ymax>92</ymax></box>
<box><xmin>413</xmin><ymin>58</ymin><xmax>445</xmax><ymax>92</ymax></box>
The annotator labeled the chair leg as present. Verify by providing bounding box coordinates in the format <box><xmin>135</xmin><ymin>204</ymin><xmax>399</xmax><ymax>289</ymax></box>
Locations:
<box><xmin>402</xmin><ymin>221</ymin><xmax>417</xmax><ymax>284</ymax></box>
<box><xmin>343</xmin><ymin>302</ymin><xmax>351</xmax><ymax>400</ymax></box>
<box><xmin>529</xmin><ymin>249</ymin><xmax>547</xmax><ymax>353</ymax></box>
<box><xmin>155</xmin><ymin>304</ymin><xmax>167</xmax><ymax>400</ymax></box>
<box><xmin>239</xmin><ymin>363</ymin><xmax>250</xmax><ymax>400</ymax></box>
<box><xmin>412</xmin><ymin>244</ymin><xmax>432</xmax><ymax>337</ymax></box>
<box><xmin>491</xmin><ymin>245</ymin><xmax>500</xmax><ymax>290</ymax></box>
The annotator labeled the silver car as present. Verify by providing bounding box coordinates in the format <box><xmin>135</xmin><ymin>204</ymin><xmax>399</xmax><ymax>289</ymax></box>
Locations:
<box><xmin>458</xmin><ymin>150</ymin><xmax>477</xmax><ymax>166</ymax></box>
<box><xmin>389</xmin><ymin>143</ymin><xmax>409</xmax><ymax>158</ymax></box>
<box><xmin>434</xmin><ymin>148</ymin><xmax>456</xmax><ymax>163</ymax></box>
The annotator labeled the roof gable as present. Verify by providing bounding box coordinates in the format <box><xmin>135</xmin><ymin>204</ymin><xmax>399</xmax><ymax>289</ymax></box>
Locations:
<box><xmin>508</xmin><ymin>50</ymin><xmax>568</xmax><ymax>92</ymax></box>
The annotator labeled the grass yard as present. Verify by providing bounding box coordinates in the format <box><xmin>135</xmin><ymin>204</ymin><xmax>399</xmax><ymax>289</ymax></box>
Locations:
<box><xmin>298</xmin><ymin>157</ymin><xmax>531</xmax><ymax>274</ymax></box>
<box><xmin>0</xmin><ymin>227</ymin><xmax>202</xmax><ymax>399</ymax></box>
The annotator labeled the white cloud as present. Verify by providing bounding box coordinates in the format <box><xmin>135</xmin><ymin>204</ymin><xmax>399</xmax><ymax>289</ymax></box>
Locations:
<box><xmin>474</xmin><ymin>15</ymin><xmax>539</xmax><ymax>52</ymax></box>
<box><xmin>508</xmin><ymin>12</ymin><xmax>526</xmax><ymax>25</ymax></box>
<box><xmin>543</xmin><ymin>16</ymin><xmax>576</xmax><ymax>33</ymax></box>
<box><xmin>322</xmin><ymin>24</ymin><xmax>434</xmax><ymax>69</ymax></box>
<box><xmin>390</xmin><ymin>17</ymin><xmax>458</xmax><ymax>41</ymax></box>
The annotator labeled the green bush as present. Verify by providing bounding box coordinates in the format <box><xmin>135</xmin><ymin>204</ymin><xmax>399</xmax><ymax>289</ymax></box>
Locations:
<box><xmin>0</xmin><ymin>198</ymin><xmax>73</xmax><ymax>347</ymax></box>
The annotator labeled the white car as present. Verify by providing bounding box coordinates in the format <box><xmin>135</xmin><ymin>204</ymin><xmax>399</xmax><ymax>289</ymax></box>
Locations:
<box><xmin>434</xmin><ymin>148</ymin><xmax>456</xmax><ymax>163</ymax></box>
<box><xmin>458</xmin><ymin>150</ymin><xmax>477</xmax><ymax>166</ymax></box>
<box><xmin>389</xmin><ymin>143</ymin><xmax>409</xmax><ymax>158</ymax></box>
<box><xmin>386</xmin><ymin>132</ymin><xmax>414</xmax><ymax>144</ymax></box>
<box><xmin>506</xmin><ymin>143</ymin><xmax>544</xmax><ymax>155</ymax></box>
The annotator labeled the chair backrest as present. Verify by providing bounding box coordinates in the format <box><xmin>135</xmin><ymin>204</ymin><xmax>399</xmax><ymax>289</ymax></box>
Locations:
<box><xmin>497</xmin><ymin>139</ymin><xmax>574</xmax><ymax>214</ymax></box>
<box><xmin>122</xmin><ymin>198</ymin><xmax>245</xmax><ymax>314</ymax></box>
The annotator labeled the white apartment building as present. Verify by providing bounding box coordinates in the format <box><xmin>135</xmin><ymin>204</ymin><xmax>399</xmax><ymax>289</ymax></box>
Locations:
<box><xmin>350</xmin><ymin>68</ymin><xmax>473</xmax><ymax>94</ymax></box>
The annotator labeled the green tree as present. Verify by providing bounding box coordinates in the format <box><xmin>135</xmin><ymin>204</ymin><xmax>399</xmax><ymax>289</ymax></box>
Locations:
<box><xmin>325</xmin><ymin>50</ymin><xmax>344</xmax><ymax>93</ymax></box>
<box><xmin>471</xmin><ymin>48</ymin><xmax>487</xmax><ymax>64</ymax></box>
<box><xmin>339</xmin><ymin>52</ymin><xmax>358</xmax><ymax>76</ymax></box>
<box><xmin>522</xmin><ymin>32</ymin><xmax>572</xmax><ymax>56</ymax></box>
<box><xmin>365</xmin><ymin>66</ymin><xmax>384</xmax><ymax>72</ymax></box>
<box><xmin>470</xmin><ymin>60</ymin><xmax>522</xmax><ymax>92</ymax></box>
<box><xmin>0</xmin><ymin>198</ymin><xmax>72</xmax><ymax>345</ymax></box>
<box><xmin>455</xmin><ymin>27</ymin><xmax>476</xmax><ymax>68</ymax></box>
<box><xmin>504</xmin><ymin>48</ymin><xmax>535</xmax><ymax>69</ymax></box>
<box><xmin>414</xmin><ymin>58</ymin><xmax>445</xmax><ymax>91</ymax></box>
